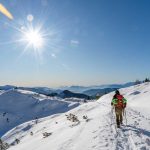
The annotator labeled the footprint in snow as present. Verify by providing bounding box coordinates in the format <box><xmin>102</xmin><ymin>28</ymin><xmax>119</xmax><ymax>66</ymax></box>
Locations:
<box><xmin>93</xmin><ymin>136</ymin><xmax>98</xmax><ymax>139</ymax></box>
<box><xmin>92</xmin><ymin>145</ymin><xmax>96</xmax><ymax>148</ymax></box>
<box><xmin>92</xmin><ymin>130</ymin><xmax>97</xmax><ymax>133</ymax></box>
<box><xmin>140</xmin><ymin>146</ymin><xmax>147</xmax><ymax>150</ymax></box>
<box><xmin>146</xmin><ymin>138</ymin><xmax>150</xmax><ymax>146</ymax></box>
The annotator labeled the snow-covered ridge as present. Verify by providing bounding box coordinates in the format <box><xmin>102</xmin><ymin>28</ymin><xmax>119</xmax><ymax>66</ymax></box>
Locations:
<box><xmin>2</xmin><ymin>82</ymin><xmax>150</xmax><ymax>150</ymax></box>
<box><xmin>0</xmin><ymin>89</ymin><xmax>79</xmax><ymax>136</ymax></box>
<box><xmin>99</xmin><ymin>82</ymin><xmax>150</xmax><ymax>115</ymax></box>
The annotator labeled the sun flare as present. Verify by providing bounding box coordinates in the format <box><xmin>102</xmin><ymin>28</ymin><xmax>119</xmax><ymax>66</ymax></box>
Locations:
<box><xmin>0</xmin><ymin>3</ymin><xmax>13</xmax><ymax>19</ymax></box>
<box><xmin>24</xmin><ymin>29</ymin><xmax>44</xmax><ymax>49</ymax></box>
<box><xmin>1</xmin><ymin>12</ymin><xmax>62</xmax><ymax>60</ymax></box>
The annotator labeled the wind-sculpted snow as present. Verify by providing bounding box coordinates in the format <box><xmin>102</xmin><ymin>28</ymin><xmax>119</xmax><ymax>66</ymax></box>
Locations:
<box><xmin>2</xmin><ymin>82</ymin><xmax>150</xmax><ymax>150</ymax></box>
<box><xmin>0</xmin><ymin>89</ymin><xmax>79</xmax><ymax>136</ymax></box>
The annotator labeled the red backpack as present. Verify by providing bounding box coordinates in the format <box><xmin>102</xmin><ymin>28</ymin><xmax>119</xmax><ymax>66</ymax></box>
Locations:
<box><xmin>115</xmin><ymin>95</ymin><xmax>124</xmax><ymax>108</ymax></box>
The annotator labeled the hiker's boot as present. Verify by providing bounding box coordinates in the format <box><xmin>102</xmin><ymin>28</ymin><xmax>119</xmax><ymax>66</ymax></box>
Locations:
<box><xmin>117</xmin><ymin>121</ymin><xmax>120</xmax><ymax>128</ymax></box>
<box><xmin>117</xmin><ymin>124</ymin><xmax>120</xmax><ymax>128</ymax></box>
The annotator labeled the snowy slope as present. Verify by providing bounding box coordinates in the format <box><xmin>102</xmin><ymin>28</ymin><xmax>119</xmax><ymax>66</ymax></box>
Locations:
<box><xmin>0</xmin><ymin>89</ymin><xmax>79</xmax><ymax>136</ymax></box>
<box><xmin>0</xmin><ymin>90</ymin><xmax>5</xmax><ymax>95</ymax></box>
<box><xmin>2</xmin><ymin>82</ymin><xmax>150</xmax><ymax>150</ymax></box>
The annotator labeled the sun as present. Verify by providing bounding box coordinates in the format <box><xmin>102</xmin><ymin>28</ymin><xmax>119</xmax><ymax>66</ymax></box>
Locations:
<box><xmin>20</xmin><ymin>24</ymin><xmax>46</xmax><ymax>55</ymax></box>
<box><xmin>24</xmin><ymin>29</ymin><xmax>44</xmax><ymax>49</ymax></box>
<box><xmin>1</xmin><ymin>12</ymin><xmax>62</xmax><ymax>60</ymax></box>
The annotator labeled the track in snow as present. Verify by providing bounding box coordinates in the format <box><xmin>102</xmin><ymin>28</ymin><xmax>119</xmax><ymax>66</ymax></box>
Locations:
<box><xmin>107</xmin><ymin>107</ymin><xmax>150</xmax><ymax>150</ymax></box>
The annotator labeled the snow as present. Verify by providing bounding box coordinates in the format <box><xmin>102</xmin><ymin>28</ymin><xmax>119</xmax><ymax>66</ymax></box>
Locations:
<box><xmin>0</xmin><ymin>89</ymin><xmax>79</xmax><ymax>136</ymax></box>
<box><xmin>1</xmin><ymin>82</ymin><xmax>150</xmax><ymax>150</ymax></box>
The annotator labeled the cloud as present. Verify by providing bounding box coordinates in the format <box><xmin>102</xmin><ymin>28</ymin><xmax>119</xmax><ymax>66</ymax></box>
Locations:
<box><xmin>70</xmin><ymin>40</ymin><xmax>79</xmax><ymax>46</ymax></box>
<box><xmin>51</xmin><ymin>53</ymin><xmax>56</xmax><ymax>58</ymax></box>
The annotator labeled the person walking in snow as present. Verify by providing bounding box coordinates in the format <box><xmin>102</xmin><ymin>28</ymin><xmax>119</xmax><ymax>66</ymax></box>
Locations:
<box><xmin>111</xmin><ymin>90</ymin><xmax>127</xmax><ymax>128</ymax></box>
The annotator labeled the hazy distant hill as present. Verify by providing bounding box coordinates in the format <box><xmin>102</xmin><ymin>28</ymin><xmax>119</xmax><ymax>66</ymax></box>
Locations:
<box><xmin>60</xmin><ymin>82</ymin><xmax>135</xmax><ymax>93</ymax></box>
<box><xmin>83</xmin><ymin>88</ymin><xmax>118</xmax><ymax>96</ymax></box>
<box><xmin>0</xmin><ymin>82</ymin><xmax>135</xmax><ymax>99</ymax></box>
<box><xmin>0</xmin><ymin>85</ymin><xmax>17</xmax><ymax>90</ymax></box>
<box><xmin>59</xmin><ymin>90</ymin><xmax>90</xmax><ymax>99</ymax></box>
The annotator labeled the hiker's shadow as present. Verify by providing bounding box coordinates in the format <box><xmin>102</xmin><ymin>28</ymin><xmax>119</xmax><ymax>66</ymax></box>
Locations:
<box><xmin>123</xmin><ymin>125</ymin><xmax>150</xmax><ymax>137</ymax></box>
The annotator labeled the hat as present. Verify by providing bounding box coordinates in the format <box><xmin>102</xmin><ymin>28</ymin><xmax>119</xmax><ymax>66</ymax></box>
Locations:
<box><xmin>115</xmin><ymin>90</ymin><xmax>120</xmax><ymax>95</ymax></box>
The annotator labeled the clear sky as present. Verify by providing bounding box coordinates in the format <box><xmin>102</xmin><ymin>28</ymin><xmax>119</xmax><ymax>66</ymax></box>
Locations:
<box><xmin>0</xmin><ymin>0</ymin><xmax>150</xmax><ymax>87</ymax></box>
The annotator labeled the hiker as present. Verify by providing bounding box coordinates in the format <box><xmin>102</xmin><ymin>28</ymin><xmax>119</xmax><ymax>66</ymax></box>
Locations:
<box><xmin>111</xmin><ymin>90</ymin><xmax>127</xmax><ymax>128</ymax></box>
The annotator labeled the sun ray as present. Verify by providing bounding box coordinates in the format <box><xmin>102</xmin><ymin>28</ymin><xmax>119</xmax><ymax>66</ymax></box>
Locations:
<box><xmin>15</xmin><ymin>43</ymin><xmax>31</xmax><ymax>63</ymax></box>
<box><xmin>0</xmin><ymin>39</ymin><xmax>24</xmax><ymax>45</ymax></box>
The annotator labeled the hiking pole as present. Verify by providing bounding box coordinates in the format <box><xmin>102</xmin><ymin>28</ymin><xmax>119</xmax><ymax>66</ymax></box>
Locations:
<box><xmin>110</xmin><ymin>106</ymin><xmax>113</xmax><ymax>125</ymax></box>
<box><xmin>111</xmin><ymin>105</ymin><xmax>116</xmax><ymax>126</ymax></box>
<box><xmin>111</xmin><ymin>105</ymin><xmax>114</xmax><ymax>114</ymax></box>
<box><xmin>122</xmin><ymin>108</ymin><xmax>125</xmax><ymax>116</ymax></box>
<box><xmin>124</xmin><ymin>109</ymin><xmax>127</xmax><ymax>126</ymax></box>
<box><xmin>111</xmin><ymin>105</ymin><xmax>114</xmax><ymax>125</ymax></box>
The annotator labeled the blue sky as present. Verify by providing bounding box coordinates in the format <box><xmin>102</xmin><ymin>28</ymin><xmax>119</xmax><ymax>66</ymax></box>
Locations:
<box><xmin>0</xmin><ymin>0</ymin><xmax>150</xmax><ymax>87</ymax></box>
